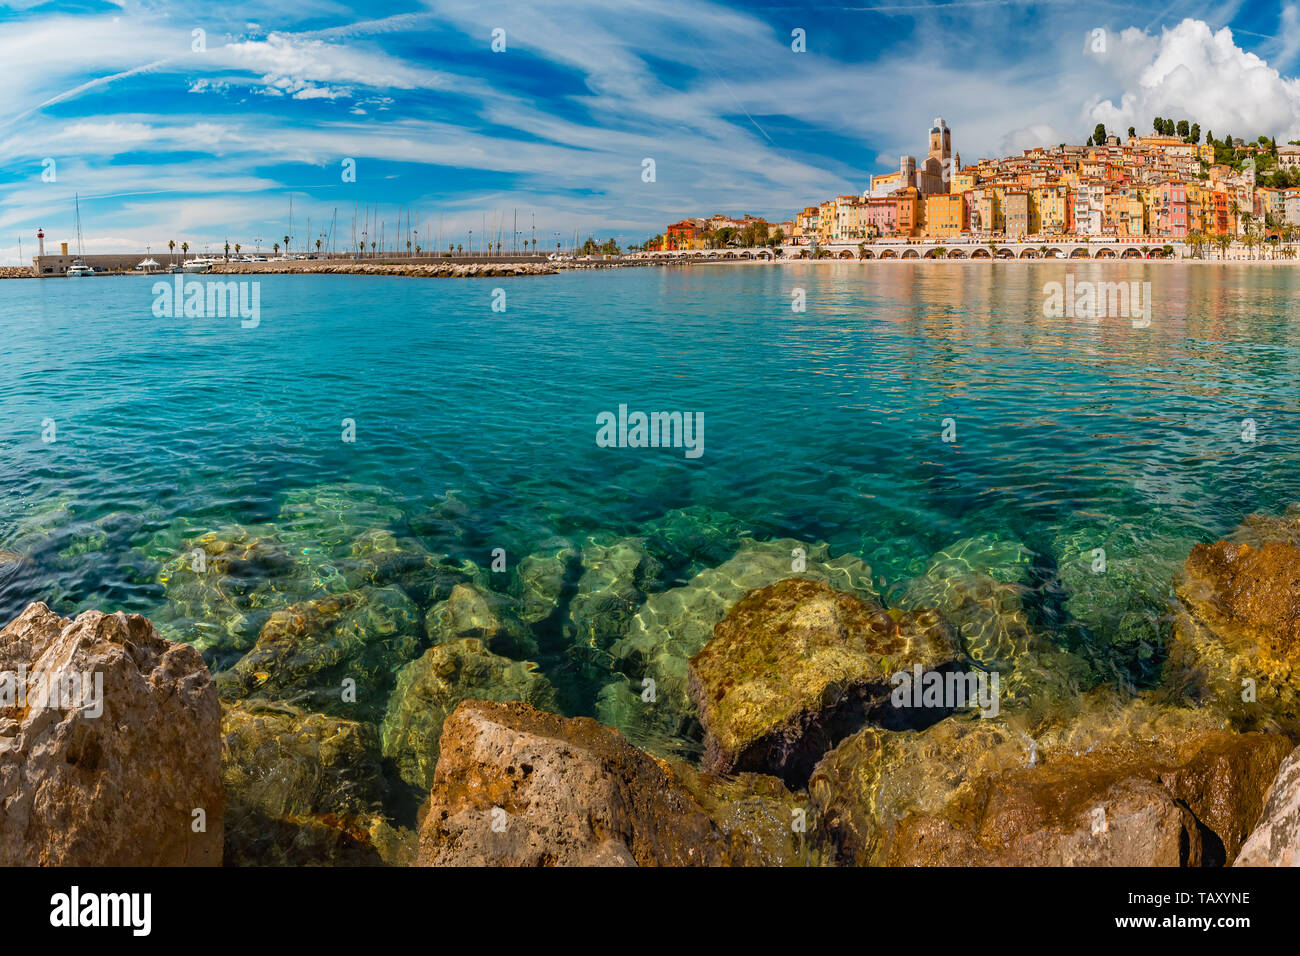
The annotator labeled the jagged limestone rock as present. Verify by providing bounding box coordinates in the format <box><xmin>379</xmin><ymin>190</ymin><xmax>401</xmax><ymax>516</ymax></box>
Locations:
<box><xmin>0</xmin><ymin>603</ymin><xmax>223</xmax><ymax>866</ymax></box>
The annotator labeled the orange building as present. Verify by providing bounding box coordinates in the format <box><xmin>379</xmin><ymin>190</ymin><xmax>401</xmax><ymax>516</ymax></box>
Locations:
<box><xmin>924</xmin><ymin>193</ymin><xmax>966</xmax><ymax>237</ymax></box>
<box><xmin>894</xmin><ymin>187</ymin><xmax>922</xmax><ymax>237</ymax></box>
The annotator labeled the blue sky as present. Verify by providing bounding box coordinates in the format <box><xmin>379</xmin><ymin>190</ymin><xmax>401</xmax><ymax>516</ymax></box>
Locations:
<box><xmin>2</xmin><ymin>0</ymin><xmax>1300</xmax><ymax>260</ymax></box>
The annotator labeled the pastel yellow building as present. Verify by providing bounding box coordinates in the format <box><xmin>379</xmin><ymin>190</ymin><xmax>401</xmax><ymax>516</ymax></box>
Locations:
<box><xmin>1030</xmin><ymin>185</ymin><xmax>1068</xmax><ymax>235</ymax></box>
<box><xmin>950</xmin><ymin>169</ymin><xmax>978</xmax><ymax>194</ymax></box>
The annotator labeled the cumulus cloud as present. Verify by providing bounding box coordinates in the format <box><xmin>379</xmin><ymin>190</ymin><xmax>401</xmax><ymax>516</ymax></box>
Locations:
<box><xmin>1087</xmin><ymin>18</ymin><xmax>1300</xmax><ymax>141</ymax></box>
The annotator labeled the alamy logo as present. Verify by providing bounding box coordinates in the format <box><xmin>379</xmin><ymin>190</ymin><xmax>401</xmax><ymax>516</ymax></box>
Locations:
<box><xmin>891</xmin><ymin>665</ymin><xmax>1000</xmax><ymax>718</ymax></box>
<box><xmin>0</xmin><ymin>666</ymin><xmax>103</xmax><ymax>717</ymax></box>
<box><xmin>1042</xmin><ymin>275</ymin><xmax>1151</xmax><ymax>327</ymax></box>
<box><xmin>50</xmin><ymin>886</ymin><xmax>151</xmax><ymax>936</ymax></box>
<box><xmin>152</xmin><ymin>276</ymin><xmax>260</xmax><ymax>328</ymax></box>
<box><xmin>595</xmin><ymin>404</ymin><xmax>704</xmax><ymax>458</ymax></box>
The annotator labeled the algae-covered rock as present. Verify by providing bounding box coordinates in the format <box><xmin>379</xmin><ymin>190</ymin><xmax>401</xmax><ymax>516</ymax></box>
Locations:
<box><xmin>381</xmin><ymin>639</ymin><xmax>556</xmax><ymax>791</ymax></box>
<box><xmin>417</xmin><ymin>700</ymin><xmax>748</xmax><ymax>866</ymax></box>
<box><xmin>221</xmin><ymin>702</ymin><xmax>409</xmax><ymax>865</ymax></box>
<box><xmin>609</xmin><ymin>538</ymin><xmax>877</xmax><ymax>754</ymax></box>
<box><xmin>568</xmin><ymin>536</ymin><xmax>663</xmax><ymax>651</ymax></box>
<box><xmin>809</xmin><ymin>693</ymin><xmax>1289</xmax><ymax>866</ymax></box>
<box><xmin>1168</xmin><ymin>536</ymin><xmax>1300</xmax><ymax>726</ymax></box>
<box><xmin>218</xmin><ymin>586</ymin><xmax>421</xmax><ymax>719</ymax></box>
<box><xmin>689</xmin><ymin>578</ymin><xmax>955</xmax><ymax>786</ymax></box>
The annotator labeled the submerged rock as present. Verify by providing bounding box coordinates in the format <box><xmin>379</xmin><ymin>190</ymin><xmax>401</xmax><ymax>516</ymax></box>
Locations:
<box><xmin>809</xmin><ymin>693</ymin><xmax>1288</xmax><ymax>866</ymax></box>
<box><xmin>689</xmin><ymin>578</ymin><xmax>955</xmax><ymax>786</ymax></box>
<box><xmin>609</xmin><ymin>538</ymin><xmax>876</xmax><ymax>753</ymax></box>
<box><xmin>1052</xmin><ymin>521</ymin><xmax>1185</xmax><ymax>682</ymax></box>
<box><xmin>426</xmin><ymin>583</ymin><xmax>536</xmax><ymax>658</ymax></box>
<box><xmin>221</xmin><ymin>702</ymin><xmax>408</xmax><ymax>865</ymax></box>
<box><xmin>381</xmin><ymin>639</ymin><xmax>556</xmax><ymax>792</ymax></box>
<box><xmin>568</xmin><ymin>536</ymin><xmax>663</xmax><ymax>651</ymax></box>
<box><xmin>1168</xmin><ymin>536</ymin><xmax>1300</xmax><ymax>726</ymax></box>
<box><xmin>416</xmin><ymin>700</ymin><xmax>778</xmax><ymax>866</ymax></box>
<box><xmin>515</xmin><ymin>538</ymin><xmax>578</xmax><ymax>626</ymax></box>
<box><xmin>154</xmin><ymin>523</ymin><xmax>303</xmax><ymax>655</ymax></box>
<box><xmin>897</xmin><ymin>534</ymin><xmax>1090</xmax><ymax>709</ymax></box>
<box><xmin>1235</xmin><ymin>744</ymin><xmax>1300</xmax><ymax>866</ymax></box>
<box><xmin>640</xmin><ymin>505</ymin><xmax>755</xmax><ymax>577</ymax></box>
<box><xmin>218</xmin><ymin>586</ymin><xmax>421</xmax><ymax>719</ymax></box>
<box><xmin>670</xmin><ymin>761</ymin><xmax>825</xmax><ymax>866</ymax></box>
<box><xmin>0</xmin><ymin>603</ymin><xmax>223</xmax><ymax>865</ymax></box>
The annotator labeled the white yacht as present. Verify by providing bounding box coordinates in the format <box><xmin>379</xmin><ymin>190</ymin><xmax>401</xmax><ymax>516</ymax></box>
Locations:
<box><xmin>65</xmin><ymin>195</ymin><xmax>94</xmax><ymax>277</ymax></box>
<box><xmin>182</xmin><ymin>257</ymin><xmax>217</xmax><ymax>273</ymax></box>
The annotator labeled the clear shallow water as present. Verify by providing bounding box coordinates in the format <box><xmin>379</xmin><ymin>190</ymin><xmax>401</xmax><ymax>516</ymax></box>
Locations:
<box><xmin>1</xmin><ymin>262</ymin><xmax>1298</xmax><ymax>727</ymax></box>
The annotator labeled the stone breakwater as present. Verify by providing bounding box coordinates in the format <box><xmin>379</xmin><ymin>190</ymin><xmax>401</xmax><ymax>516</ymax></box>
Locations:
<box><xmin>209</xmin><ymin>261</ymin><xmax>557</xmax><ymax>278</ymax></box>
<box><xmin>7</xmin><ymin>498</ymin><xmax>1300</xmax><ymax>866</ymax></box>
<box><xmin>0</xmin><ymin>267</ymin><xmax>33</xmax><ymax>279</ymax></box>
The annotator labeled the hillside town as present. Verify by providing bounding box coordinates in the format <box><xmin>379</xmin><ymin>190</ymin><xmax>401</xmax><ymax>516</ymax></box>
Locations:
<box><xmin>645</xmin><ymin>117</ymin><xmax>1300</xmax><ymax>253</ymax></box>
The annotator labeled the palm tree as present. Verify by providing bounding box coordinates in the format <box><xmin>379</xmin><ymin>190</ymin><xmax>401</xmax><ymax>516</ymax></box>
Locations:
<box><xmin>283</xmin><ymin>235</ymin><xmax>290</xmax><ymax>256</ymax></box>
<box><xmin>273</xmin><ymin>242</ymin><xmax>279</xmax><ymax>255</ymax></box>
<box><xmin>1139</xmin><ymin>244</ymin><xmax>1150</xmax><ymax>259</ymax></box>
<box><xmin>234</xmin><ymin>243</ymin><xmax>241</xmax><ymax>257</ymax></box>
<box><xmin>1215</xmin><ymin>233</ymin><xmax>1232</xmax><ymax>259</ymax></box>
<box><xmin>316</xmin><ymin>239</ymin><xmax>323</xmax><ymax>255</ymax></box>
<box><xmin>168</xmin><ymin>239</ymin><xmax>176</xmax><ymax>264</ymax></box>
<box><xmin>224</xmin><ymin>241</ymin><xmax>230</xmax><ymax>260</ymax></box>
<box><xmin>181</xmin><ymin>242</ymin><xmax>189</xmax><ymax>259</ymax></box>
<box><xmin>987</xmin><ymin>239</ymin><xmax>999</xmax><ymax>260</ymax></box>
<box><xmin>456</xmin><ymin>244</ymin><xmax>462</xmax><ymax>254</ymax></box>
<box><xmin>1244</xmin><ymin>233</ymin><xmax>1258</xmax><ymax>260</ymax></box>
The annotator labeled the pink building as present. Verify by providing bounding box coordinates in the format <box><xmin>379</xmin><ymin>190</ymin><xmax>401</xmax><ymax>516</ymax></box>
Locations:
<box><xmin>1154</xmin><ymin>181</ymin><xmax>1188</xmax><ymax>237</ymax></box>
<box><xmin>862</xmin><ymin>196</ymin><xmax>898</xmax><ymax>237</ymax></box>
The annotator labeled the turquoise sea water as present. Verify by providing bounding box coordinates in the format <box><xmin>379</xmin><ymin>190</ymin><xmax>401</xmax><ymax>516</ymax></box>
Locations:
<box><xmin>1</xmin><ymin>262</ymin><xmax>1298</xmax><ymax>748</ymax></box>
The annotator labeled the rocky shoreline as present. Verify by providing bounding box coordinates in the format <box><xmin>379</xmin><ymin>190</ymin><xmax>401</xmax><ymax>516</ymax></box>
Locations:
<box><xmin>4</xmin><ymin>502</ymin><xmax>1300</xmax><ymax>866</ymax></box>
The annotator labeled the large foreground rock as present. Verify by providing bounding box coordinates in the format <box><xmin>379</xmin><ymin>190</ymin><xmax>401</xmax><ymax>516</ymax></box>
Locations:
<box><xmin>1235</xmin><ymin>744</ymin><xmax>1300</xmax><ymax>866</ymax></box>
<box><xmin>417</xmin><ymin>700</ymin><xmax>801</xmax><ymax>866</ymax></box>
<box><xmin>689</xmin><ymin>578</ymin><xmax>954</xmax><ymax>786</ymax></box>
<box><xmin>810</xmin><ymin>694</ymin><xmax>1288</xmax><ymax>866</ymax></box>
<box><xmin>0</xmin><ymin>602</ymin><xmax>223</xmax><ymax>865</ymax></box>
